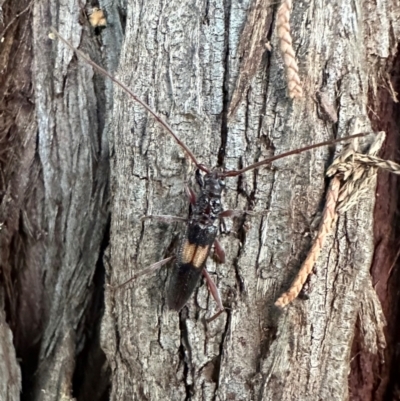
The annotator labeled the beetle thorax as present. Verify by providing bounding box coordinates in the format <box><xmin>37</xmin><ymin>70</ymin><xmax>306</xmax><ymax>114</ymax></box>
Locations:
<box><xmin>190</xmin><ymin>171</ymin><xmax>225</xmax><ymax>226</ymax></box>
<box><xmin>203</xmin><ymin>171</ymin><xmax>225</xmax><ymax>197</ymax></box>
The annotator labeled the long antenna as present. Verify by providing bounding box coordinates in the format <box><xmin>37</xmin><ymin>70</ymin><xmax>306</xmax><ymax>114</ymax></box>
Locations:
<box><xmin>50</xmin><ymin>27</ymin><xmax>366</xmax><ymax>177</ymax></box>
<box><xmin>223</xmin><ymin>133</ymin><xmax>366</xmax><ymax>177</ymax></box>
<box><xmin>49</xmin><ymin>27</ymin><xmax>208</xmax><ymax>173</ymax></box>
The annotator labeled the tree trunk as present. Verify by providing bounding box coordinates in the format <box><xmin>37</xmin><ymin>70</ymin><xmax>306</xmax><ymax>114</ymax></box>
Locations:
<box><xmin>102</xmin><ymin>0</ymin><xmax>399</xmax><ymax>400</ymax></box>
<box><xmin>1</xmin><ymin>0</ymin><xmax>117</xmax><ymax>400</ymax></box>
<box><xmin>1</xmin><ymin>0</ymin><xmax>400</xmax><ymax>400</ymax></box>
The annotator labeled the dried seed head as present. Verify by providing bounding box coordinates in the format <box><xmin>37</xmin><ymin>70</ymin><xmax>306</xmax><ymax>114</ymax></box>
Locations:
<box><xmin>88</xmin><ymin>7</ymin><xmax>107</xmax><ymax>28</ymax></box>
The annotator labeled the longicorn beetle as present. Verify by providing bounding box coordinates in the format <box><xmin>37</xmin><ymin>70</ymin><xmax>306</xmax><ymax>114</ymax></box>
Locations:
<box><xmin>50</xmin><ymin>27</ymin><xmax>365</xmax><ymax>322</ymax></box>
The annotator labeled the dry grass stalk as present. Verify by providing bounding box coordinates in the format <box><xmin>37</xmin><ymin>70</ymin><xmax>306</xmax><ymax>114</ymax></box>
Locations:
<box><xmin>275</xmin><ymin>176</ymin><xmax>340</xmax><ymax>308</ymax></box>
<box><xmin>275</xmin><ymin>132</ymin><xmax>400</xmax><ymax>308</ymax></box>
<box><xmin>276</xmin><ymin>0</ymin><xmax>303</xmax><ymax>98</ymax></box>
<box><xmin>325</xmin><ymin>132</ymin><xmax>398</xmax><ymax>213</ymax></box>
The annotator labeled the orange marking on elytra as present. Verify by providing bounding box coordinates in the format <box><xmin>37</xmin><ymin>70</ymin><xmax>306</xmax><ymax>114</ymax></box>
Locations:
<box><xmin>181</xmin><ymin>241</ymin><xmax>196</xmax><ymax>264</ymax></box>
<box><xmin>181</xmin><ymin>241</ymin><xmax>209</xmax><ymax>268</ymax></box>
<box><xmin>192</xmin><ymin>245</ymin><xmax>210</xmax><ymax>268</ymax></box>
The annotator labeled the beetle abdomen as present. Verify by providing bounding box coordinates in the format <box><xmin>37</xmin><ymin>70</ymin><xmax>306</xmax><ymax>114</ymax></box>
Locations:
<box><xmin>167</xmin><ymin>262</ymin><xmax>204</xmax><ymax>311</ymax></box>
<box><xmin>167</xmin><ymin>229</ymin><xmax>215</xmax><ymax>310</ymax></box>
<box><xmin>167</xmin><ymin>181</ymin><xmax>221</xmax><ymax>311</ymax></box>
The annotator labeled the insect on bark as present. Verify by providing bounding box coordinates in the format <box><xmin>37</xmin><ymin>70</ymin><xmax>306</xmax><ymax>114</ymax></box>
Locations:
<box><xmin>50</xmin><ymin>27</ymin><xmax>365</xmax><ymax>322</ymax></box>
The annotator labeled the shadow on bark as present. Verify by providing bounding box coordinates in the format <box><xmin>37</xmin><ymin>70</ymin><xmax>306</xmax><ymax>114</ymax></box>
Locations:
<box><xmin>348</xmin><ymin>43</ymin><xmax>400</xmax><ymax>401</ymax></box>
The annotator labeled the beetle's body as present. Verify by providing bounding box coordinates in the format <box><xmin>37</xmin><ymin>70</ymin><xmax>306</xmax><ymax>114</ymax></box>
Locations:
<box><xmin>50</xmin><ymin>27</ymin><xmax>366</xmax><ymax>319</ymax></box>
<box><xmin>167</xmin><ymin>171</ymin><xmax>225</xmax><ymax>311</ymax></box>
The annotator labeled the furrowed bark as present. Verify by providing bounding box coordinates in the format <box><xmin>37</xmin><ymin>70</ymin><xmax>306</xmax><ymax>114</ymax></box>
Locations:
<box><xmin>102</xmin><ymin>0</ymin><xmax>399</xmax><ymax>400</ymax></box>
<box><xmin>27</xmin><ymin>1</ymin><xmax>123</xmax><ymax>398</ymax></box>
<box><xmin>0</xmin><ymin>298</ymin><xmax>20</xmax><ymax>400</ymax></box>
<box><xmin>1</xmin><ymin>0</ymin><xmax>121</xmax><ymax>400</ymax></box>
<box><xmin>1</xmin><ymin>0</ymin><xmax>400</xmax><ymax>400</ymax></box>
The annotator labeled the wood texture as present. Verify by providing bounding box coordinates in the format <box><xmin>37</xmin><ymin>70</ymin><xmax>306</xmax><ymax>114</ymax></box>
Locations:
<box><xmin>1</xmin><ymin>0</ymin><xmax>400</xmax><ymax>400</ymax></box>
<box><xmin>0</xmin><ymin>298</ymin><xmax>21</xmax><ymax>400</ymax></box>
<box><xmin>101</xmin><ymin>0</ymin><xmax>395</xmax><ymax>400</ymax></box>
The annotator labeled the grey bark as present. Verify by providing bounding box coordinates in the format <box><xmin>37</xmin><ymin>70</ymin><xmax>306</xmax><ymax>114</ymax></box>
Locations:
<box><xmin>102</xmin><ymin>0</ymin><xmax>395</xmax><ymax>400</ymax></box>
<box><xmin>1</xmin><ymin>0</ymin><xmax>400</xmax><ymax>400</ymax></box>
<box><xmin>27</xmin><ymin>1</ymin><xmax>122</xmax><ymax>399</ymax></box>
<box><xmin>1</xmin><ymin>0</ymin><xmax>119</xmax><ymax>400</ymax></box>
<box><xmin>0</xmin><ymin>298</ymin><xmax>20</xmax><ymax>400</ymax></box>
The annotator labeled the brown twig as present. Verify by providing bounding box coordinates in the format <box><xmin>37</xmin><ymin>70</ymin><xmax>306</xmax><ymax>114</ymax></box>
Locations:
<box><xmin>276</xmin><ymin>0</ymin><xmax>302</xmax><ymax>98</ymax></box>
<box><xmin>275</xmin><ymin>176</ymin><xmax>340</xmax><ymax>308</ymax></box>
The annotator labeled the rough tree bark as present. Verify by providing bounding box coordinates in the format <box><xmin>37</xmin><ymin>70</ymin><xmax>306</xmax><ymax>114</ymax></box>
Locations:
<box><xmin>1</xmin><ymin>0</ymin><xmax>400</xmax><ymax>400</ymax></box>
<box><xmin>1</xmin><ymin>0</ymin><xmax>117</xmax><ymax>400</ymax></box>
<box><xmin>102</xmin><ymin>0</ymin><xmax>399</xmax><ymax>400</ymax></box>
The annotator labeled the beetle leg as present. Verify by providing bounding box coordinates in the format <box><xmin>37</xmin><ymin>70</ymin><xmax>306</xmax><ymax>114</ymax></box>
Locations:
<box><xmin>184</xmin><ymin>185</ymin><xmax>197</xmax><ymax>205</ymax></box>
<box><xmin>213</xmin><ymin>238</ymin><xmax>226</xmax><ymax>263</ymax></box>
<box><xmin>202</xmin><ymin>269</ymin><xmax>225</xmax><ymax>322</ymax></box>
<box><xmin>141</xmin><ymin>215</ymin><xmax>187</xmax><ymax>223</ymax></box>
<box><xmin>195</xmin><ymin>169</ymin><xmax>204</xmax><ymax>188</ymax></box>
<box><xmin>206</xmin><ymin>308</ymin><xmax>225</xmax><ymax>323</ymax></box>
<box><xmin>112</xmin><ymin>256</ymin><xmax>175</xmax><ymax>290</ymax></box>
<box><xmin>219</xmin><ymin>209</ymin><xmax>244</xmax><ymax>218</ymax></box>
